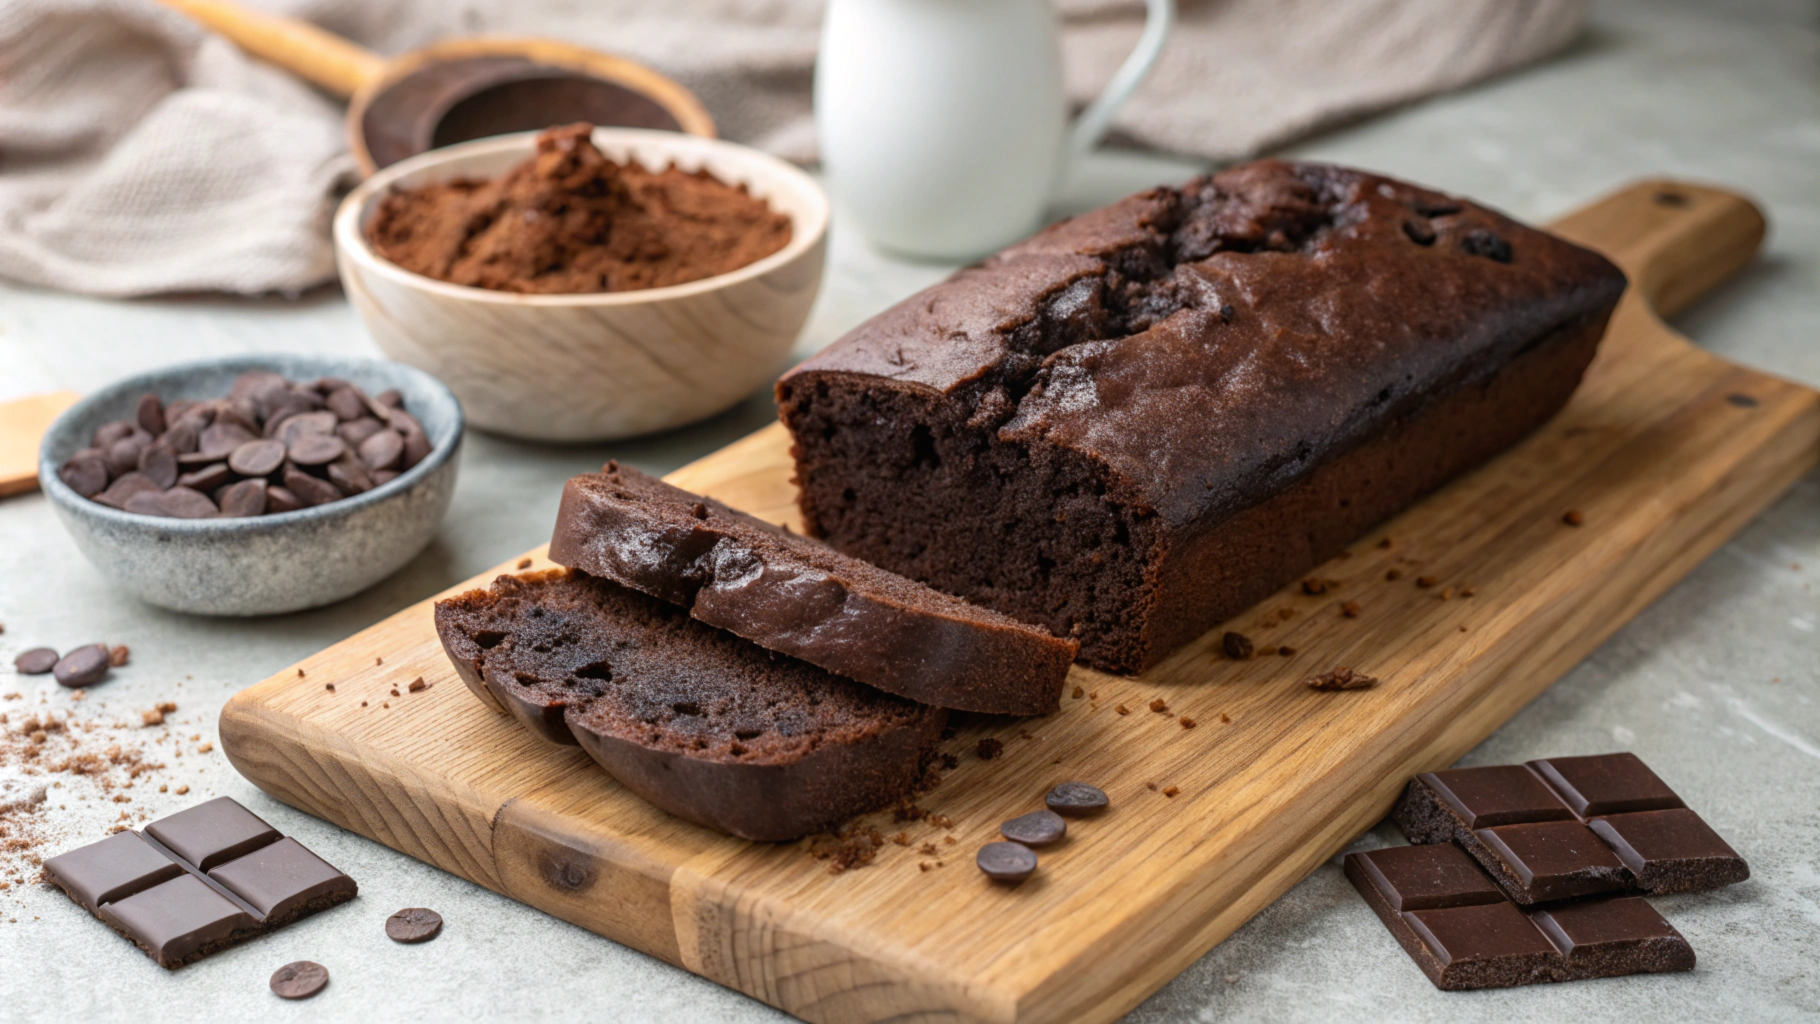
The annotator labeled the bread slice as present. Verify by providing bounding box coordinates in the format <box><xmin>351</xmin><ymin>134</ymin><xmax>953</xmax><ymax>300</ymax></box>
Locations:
<box><xmin>435</xmin><ymin>569</ymin><xmax>945</xmax><ymax>841</ymax></box>
<box><xmin>547</xmin><ymin>463</ymin><xmax>1078</xmax><ymax>715</ymax></box>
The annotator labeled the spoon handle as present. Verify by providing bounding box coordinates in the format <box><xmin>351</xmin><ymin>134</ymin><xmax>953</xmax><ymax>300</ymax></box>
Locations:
<box><xmin>156</xmin><ymin>0</ymin><xmax>386</xmax><ymax>97</ymax></box>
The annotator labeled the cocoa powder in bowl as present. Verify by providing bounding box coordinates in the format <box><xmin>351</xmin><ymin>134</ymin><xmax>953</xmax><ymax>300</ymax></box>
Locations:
<box><xmin>366</xmin><ymin>122</ymin><xmax>793</xmax><ymax>295</ymax></box>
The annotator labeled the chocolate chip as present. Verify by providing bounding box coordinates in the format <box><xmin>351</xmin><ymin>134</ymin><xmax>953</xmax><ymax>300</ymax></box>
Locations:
<box><xmin>370</xmin><ymin>469</ymin><xmax>399</xmax><ymax>487</ymax></box>
<box><xmin>266</xmin><ymin>485</ymin><xmax>303</xmax><ymax>514</ymax></box>
<box><xmin>105</xmin><ymin>433</ymin><xmax>148</xmax><ymax>477</ymax></box>
<box><xmin>287</xmin><ymin>433</ymin><xmax>346</xmax><ymax>467</ymax></box>
<box><xmin>335</xmin><ymin>416</ymin><xmax>386</xmax><ymax>446</ymax></box>
<box><xmin>385</xmin><ymin>907</ymin><xmax>443</xmax><ymax>943</ymax></box>
<box><xmin>1653</xmin><ymin>190</ymin><xmax>1691</xmax><ymax>208</ymax></box>
<box><xmin>1402</xmin><ymin>219</ymin><xmax>1436</xmax><ymax>246</ymax></box>
<box><xmin>137</xmin><ymin>443</ymin><xmax>178</xmax><ymax>489</ymax></box>
<box><xmin>58</xmin><ymin>454</ymin><xmax>110</xmax><ymax>498</ymax></box>
<box><xmin>160</xmin><ymin>420</ymin><xmax>199</xmax><ymax>455</ymax></box>
<box><xmin>198</xmin><ymin>421</ymin><xmax>255</xmax><ymax>459</ymax></box>
<box><xmin>1221</xmin><ymin>631</ymin><xmax>1254</xmax><ymax>660</ymax></box>
<box><xmin>376</xmin><ymin>388</ymin><xmax>404</xmax><ymax>409</ymax></box>
<box><xmin>690</xmin><ymin>502</ymin><xmax>709</xmax><ymax>519</ymax></box>
<box><xmin>135</xmin><ymin>394</ymin><xmax>166</xmax><ymax>436</ymax></box>
<box><xmin>269</xmin><ymin>960</ymin><xmax>329</xmax><ymax>1000</ymax></box>
<box><xmin>357</xmin><ymin>428</ymin><xmax>404</xmax><ymax>471</ymax></box>
<box><xmin>283</xmin><ymin>465</ymin><xmax>343</xmax><ymax>507</ymax></box>
<box><xmin>92</xmin><ymin>420</ymin><xmax>137</xmax><ymax>448</ymax></box>
<box><xmin>977</xmin><ymin>737</ymin><xmax>1004</xmax><ymax>760</ymax></box>
<box><xmin>230</xmin><ymin>370</ymin><xmax>287</xmax><ymax>400</ymax></box>
<box><xmin>1219</xmin><ymin>304</ymin><xmax>1236</xmax><ymax>322</ymax></box>
<box><xmin>176</xmin><ymin>463</ymin><xmax>232</xmax><ymax>493</ymax></box>
<box><xmin>1563</xmin><ymin>508</ymin><xmax>1585</xmax><ymax>526</ymax></box>
<box><xmin>976</xmin><ymin>841</ymin><xmax>1038</xmax><ymax>883</ymax></box>
<box><xmin>1413</xmin><ymin>199</ymin><xmax>1463</xmax><ymax>218</ymax></box>
<box><xmin>1726</xmin><ymin>393</ymin><xmax>1759</xmax><ymax>408</ymax></box>
<box><xmin>1045</xmin><ymin>781</ymin><xmax>1109</xmax><ymax>816</ymax></box>
<box><xmin>324</xmin><ymin>387</ymin><xmax>367</xmax><ymax>422</ymax></box>
<box><xmin>1460</xmin><ymin>228</ymin><xmax>1513</xmax><ymax>263</ymax></box>
<box><xmin>53</xmin><ymin>644</ymin><xmax>110</xmax><ymax>687</ymax></box>
<box><xmin>1000</xmin><ymin>809</ymin><xmax>1066</xmax><ymax>847</ymax></box>
<box><xmin>228</xmin><ymin>439</ymin><xmax>286</xmax><ymax>477</ymax></box>
<box><xmin>94</xmin><ymin>472</ymin><xmax>161</xmax><ymax>510</ymax></box>
<box><xmin>400</xmin><ymin>428</ymin><xmax>432</xmax><ymax>470</ymax></box>
<box><xmin>217</xmin><ymin>479</ymin><xmax>268</xmax><ymax>518</ymax></box>
<box><xmin>275</xmin><ymin>410</ymin><xmax>339</xmax><ymax>444</ymax></box>
<box><xmin>14</xmin><ymin>648</ymin><xmax>59</xmax><ymax>675</ymax></box>
<box><xmin>327</xmin><ymin>452</ymin><xmax>373</xmax><ymax>495</ymax></box>
<box><xmin>1304</xmin><ymin>667</ymin><xmax>1377</xmax><ymax>691</ymax></box>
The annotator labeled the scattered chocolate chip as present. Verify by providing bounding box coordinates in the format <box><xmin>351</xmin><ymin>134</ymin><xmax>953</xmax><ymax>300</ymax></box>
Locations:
<box><xmin>977</xmin><ymin>737</ymin><xmax>1004</xmax><ymax>760</ymax></box>
<box><xmin>228</xmin><ymin>439</ymin><xmax>286</xmax><ymax>477</ymax></box>
<box><xmin>385</xmin><ymin>907</ymin><xmax>443</xmax><ymax>943</ymax></box>
<box><xmin>1459</xmin><ymin>228</ymin><xmax>1513</xmax><ymax>263</ymax></box>
<box><xmin>976</xmin><ymin>841</ymin><xmax>1037</xmax><ymax>883</ymax></box>
<box><xmin>1563</xmin><ymin>509</ymin><xmax>1585</xmax><ymax>526</ymax></box>
<box><xmin>1046</xmin><ymin>781</ymin><xmax>1109</xmax><ymax>816</ymax></box>
<box><xmin>1000</xmin><ymin>810</ymin><xmax>1066</xmax><ymax>847</ymax></box>
<box><xmin>269</xmin><ymin>960</ymin><xmax>329</xmax><ymax>999</ymax></box>
<box><xmin>1305</xmin><ymin>667</ymin><xmax>1378</xmax><ymax>691</ymax></box>
<box><xmin>1222</xmin><ymin>631</ymin><xmax>1254</xmax><ymax>660</ymax></box>
<box><xmin>53</xmin><ymin>644</ymin><xmax>110</xmax><ymax>687</ymax></box>
<box><xmin>14</xmin><ymin>648</ymin><xmax>59</xmax><ymax>674</ymax></box>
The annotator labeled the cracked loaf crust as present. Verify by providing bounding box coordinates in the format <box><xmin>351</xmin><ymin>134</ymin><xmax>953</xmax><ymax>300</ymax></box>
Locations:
<box><xmin>435</xmin><ymin>569</ymin><xmax>945</xmax><ymax>841</ymax></box>
<box><xmin>777</xmin><ymin>161</ymin><xmax>1627</xmax><ymax>673</ymax></box>
<box><xmin>548</xmin><ymin>463</ymin><xmax>1078</xmax><ymax>715</ymax></box>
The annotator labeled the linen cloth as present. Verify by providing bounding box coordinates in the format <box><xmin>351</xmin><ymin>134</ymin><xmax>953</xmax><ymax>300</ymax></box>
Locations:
<box><xmin>0</xmin><ymin>0</ymin><xmax>1587</xmax><ymax>297</ymax></box>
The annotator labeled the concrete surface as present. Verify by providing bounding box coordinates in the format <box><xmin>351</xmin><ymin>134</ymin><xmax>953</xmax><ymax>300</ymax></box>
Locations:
<box><xmin>0</xmin><ymin>0</ymin><xmax>1814</xmax><ymax>1020</ymax></box>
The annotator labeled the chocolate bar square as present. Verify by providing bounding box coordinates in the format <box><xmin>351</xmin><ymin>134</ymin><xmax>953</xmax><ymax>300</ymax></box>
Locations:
<box><xmin>1472</xmin><ymin>820</ymin><xmax>1631</xmax><ymax>904</ymax></box>
<box><xmin>1401</xmin><ymin>765</ymin><xmax>1573</xmax><ymax>837</ymax></box>
<box><xmin>1527</xmin><ymin>753</ymin><xmax>1684</xmax><ymax>818</ymax></box>
<box><xmin>43</xmin><ymin>797</ymin><xmax>355</xmax><ymax>969</ymax></box>
<box><xmin>1589</xmin><ymin>808</ymin><xmax>1750</xmax><ymax>894</ymax></box>
<box><xmin>1345</xmin><ymin>844</ymin><xmax>1695</xmax><ymax>991</ymax></box>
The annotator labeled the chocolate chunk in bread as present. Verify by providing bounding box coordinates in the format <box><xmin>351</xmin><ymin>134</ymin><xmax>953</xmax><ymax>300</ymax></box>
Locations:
<box><xmin>547</xmin><ymin>465</ymin><xmax>1078</xmax><ymax>715</ymax></box>
<box><xmin>777</xmin><ymin>161</ymin><xmax>1627</xmax><ymax>673</ymax></box>
<box><xmin>435</xmin><ymin>569</ymin><xmax>945</xmax><ymax>841</ymax></box>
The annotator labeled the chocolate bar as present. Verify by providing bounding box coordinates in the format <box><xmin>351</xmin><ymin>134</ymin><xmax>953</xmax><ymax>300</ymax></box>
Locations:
<box><xmin>1345</xmin><ymin>843</ymin><xmax>1695</xmax><ymax>990</ymax></box>
<box><xmin>43</xmin><ymin>797</ymin><xmax>356</xmax><ymax>968</ymax></box>
<box><xmin>1393</xmin><ymin>752</ymin><xmax>1747</xmax><ymax>903</ymax></box>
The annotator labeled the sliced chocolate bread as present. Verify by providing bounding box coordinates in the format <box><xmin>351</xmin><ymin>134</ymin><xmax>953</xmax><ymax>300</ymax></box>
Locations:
<box><xmin>436</xmin><ymin>569</ymin><xmax>945</xmax><ymax>841</ymax></box>
<box><xmin>547</xmin><ymin>463</ymin><xmax>1078</xmax><ymax>715</ymax></box>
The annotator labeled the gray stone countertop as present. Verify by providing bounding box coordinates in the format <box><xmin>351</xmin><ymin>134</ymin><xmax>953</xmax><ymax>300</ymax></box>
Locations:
<box><xmin>0</xmin><ymin>0</ymin><xmax>1813</xmax><ymax>1020</ymax></box>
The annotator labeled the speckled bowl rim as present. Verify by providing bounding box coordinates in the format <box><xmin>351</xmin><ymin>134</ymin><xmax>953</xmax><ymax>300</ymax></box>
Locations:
<box><xmin>38</xmin><ymin>354</ymin><xmax>464</xmax><ymax>535</ymax></box>
<box><xmin>334</xmin><ymin>127</ymin><xmax>831</xmax><ymax>307</ymax></box>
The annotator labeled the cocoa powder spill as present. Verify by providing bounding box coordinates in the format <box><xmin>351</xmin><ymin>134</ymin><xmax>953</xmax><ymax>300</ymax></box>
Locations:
<box><xmin>368</xmin><ymin>122</ymin><xmax>792</xmax><ymax>295</ymax></box>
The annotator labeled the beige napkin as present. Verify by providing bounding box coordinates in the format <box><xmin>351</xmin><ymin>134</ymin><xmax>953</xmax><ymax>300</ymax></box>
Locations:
<box><xmin>0</xmin><ymin>0</ymin><xmax>1586</xmax><ymax>297</ymax></box>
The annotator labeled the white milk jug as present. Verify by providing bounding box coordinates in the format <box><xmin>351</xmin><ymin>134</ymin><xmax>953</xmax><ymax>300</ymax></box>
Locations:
<box><xmin>816</xmin><ymin>0</ymin><xmax>1175</xmax><ymax>259</ymax></box>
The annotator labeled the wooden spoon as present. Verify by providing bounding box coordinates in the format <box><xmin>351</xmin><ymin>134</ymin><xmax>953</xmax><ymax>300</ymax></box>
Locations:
<box><xmin>157</xmin><ymin>0</ymin><xmax>716</xmax><ymax>176</ymax></box>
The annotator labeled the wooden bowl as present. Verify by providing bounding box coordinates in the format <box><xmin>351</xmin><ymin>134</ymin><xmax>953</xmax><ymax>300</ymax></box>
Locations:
<box><xmin>333</xmin><ymin>129</ymin><xmax>828</xmax><ymax>442</ymax></box>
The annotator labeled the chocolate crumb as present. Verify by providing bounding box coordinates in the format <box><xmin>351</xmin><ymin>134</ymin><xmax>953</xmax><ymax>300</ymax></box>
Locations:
<box><xmin>690</xmin><ymin>502</ymin><xmax>708</xmax><ymax>519</ymax></box>
<box><xmin>1071</xmin><ymin>685</ymin><xmax>1085</xmax><ymax>699</ymax></box>
<box><xmin>175</xmin><ymin>785</ymin><xmax>189</xmax><ymax>795</ymax></box>
<box><xmin>1563</xmin><ymin>509</ymin><xmax>1585</xmax><ymax>526</ymax></box>
<box><xmin>976</xmin><ymin>738</ymin><xmax>1003</xmax><ymax>760</ymax></box>
<box><xmin>375</xmin><ymin>656</ymin><xmax>383</xmax><ymax>665</ymax></box>
<box><xmin>1180</xmin><ymin>716</ymin><xmax>1197</xmax><ymax>729</ymax></box>
<box><xmin>1259</xmin><ymin>645</ymin><xmax>1279</xmax><ymax>657</ymax></box>
<box><xmin>1304</xmin><ymin>667</ymin><xmax>1378</xmax><ymax>691</ymax></box>
<box><xmin>1115</xmin><ymin>704</ymin><xmax>1131</xmax><ymax>716</ymax></box>
<box><xmin>408</xmin><ymin>678</ymin><xmax>426</xmax><ymax>693</ymax></box>
<box><xmin>1146</xmin><ymin>782</ymin><xmax>1158</xmax><ymax>791</ymax></box>
<box><xmin>1278</xmin><ymin>645</ymin><xmax>1296</xmax><ymax>657</ymax></box>
<box><xmin>1341</xmin><ymin>600</ymin><xmax>1361</xmax><ymax>618</ymax></box>
<box><xmin>324</xmin><ymin>683</ymin><xmax>334</xmax><ymax>692</ymax></box>
<box><xmin>107</xmin><ymin>646</ymin><xmax>130</xmax><ymax>668</ymax></box>
<box><xmin>296</xmin><ymin>668</ymin><xmax>305</xmax><ymax>678</ymax></box>
<box><xmin>1219</xmin><ymin>713</ymin><xmax>1231</xmax><ymax>723</ymax></box>
<box><xmin>1385</xmin><ymin>568</ymin><xmax>1404</xmax><ymax>581</ymax></box>
<box><xmin>1439</xmin><ymin>588</ymin><xmax>1454</xmax><ymax>600</ymax></box>
<box><xmin>1222</xmin><ymin>631</ymin><xmax>1254</xmax><ymax>660</ymax></box>
<box><xmin>1163</xmin><ymin>787</ymin><xmax>1180</xmax><ymax>798</ymax></box>
<box><xmin>1377</xmin><ymin>537</ymin><xmax>1393</xmax><ymax>549</ymax></box>
<box><xmin>389</xmin><ymin>688</ymin><xmax>400</xmax><ymax>697</ymax></box>
<box><xmin>517</xmin><ymin>557</ymin><xmax>533</xmax><ymax>569</ymax></box>
<box><xmin>1149</xmin><ymin>698</ymin><xmax>1168</xmax><ymax>714</ymax></box>
<box><xmin>892</xmin><ymin>832</ymin><xmax>910</xmax><ymax>846</ymax></box>
<box><xmin>1301</xmin><ymin>578</ymin><xmax>1328</xmax><ymax>595</ymax></box>
<box><xmin>1415</xmin><ymin>575</ymin><xmax>1439</xmax><ymax>588</ymax></box>
<box><xmin>1460</xmin><ymin>587</ymin><xmax>1476</xmax><ymax>597</ymax></box>
<box><xmin>360</xmin><ymin>701</ymin><xmax>368</xmax><ymax>707</ymax></box>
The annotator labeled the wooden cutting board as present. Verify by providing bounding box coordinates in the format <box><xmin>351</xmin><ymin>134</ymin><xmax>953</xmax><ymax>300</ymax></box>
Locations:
<box><xmin>221</xmin><ymin>181</ymin><xmax>1819</xmax><ymax>1024</ymax></box>
<box><xmin>0</xmin><ymin>390</ymin><xmax>81</xmax><ymax>497</ymax></box>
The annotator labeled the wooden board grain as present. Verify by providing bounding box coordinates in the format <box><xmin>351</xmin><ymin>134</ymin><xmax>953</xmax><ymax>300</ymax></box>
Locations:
<box><xmin>221</xmin><ymin>181</ymin><xmax>1820</xmax><ymax>1024</ymax></box>
<box><xmin>0</xmin><ymin>390</ymin><xmax>80</xmax><ymax>498</ymax></box>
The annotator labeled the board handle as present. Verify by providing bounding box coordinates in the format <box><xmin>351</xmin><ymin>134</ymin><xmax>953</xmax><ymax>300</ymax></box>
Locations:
<box><xmin>157</xmin><ymin>0</ymin><xmax>386</xmax><ymax>98</ymax></box>
<box><xmin>1548</xmin><ymin>181</ymin><xmax>1767</xmax><ymax>320</ymax></box>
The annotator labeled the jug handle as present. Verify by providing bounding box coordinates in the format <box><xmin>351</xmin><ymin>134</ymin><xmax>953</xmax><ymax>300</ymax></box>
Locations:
<box><xmin>1060</xmin><ymin>0</ymin><xmax>1176</xmax><ymax>183</ymax></box>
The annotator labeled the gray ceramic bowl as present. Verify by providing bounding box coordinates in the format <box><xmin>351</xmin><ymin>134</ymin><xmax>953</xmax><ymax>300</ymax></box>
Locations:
<box><xmin>39</xmin><ymin>355</ymin><xmax>463</xmax><ymax>616</ymax></box>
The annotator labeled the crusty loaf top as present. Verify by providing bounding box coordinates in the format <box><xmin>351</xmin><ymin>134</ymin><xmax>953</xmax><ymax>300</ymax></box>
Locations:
<box><xmin>781</xmin><ymin>161</ymin><xmax>1626</xmax><ymax>527</ymax></box>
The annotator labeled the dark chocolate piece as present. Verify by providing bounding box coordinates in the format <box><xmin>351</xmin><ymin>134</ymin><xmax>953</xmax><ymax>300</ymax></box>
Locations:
<box><xmin>1526</xmin><ymin>752</ymin><xmax>1684</xmax><ymax>817</ymax></box>
<box><xmin>1045</xmin><ymin>782</ymin><xmax>1109</xmax><ymax>816</ymax></box>
<box><xmin>1000</xmin><ymin>810</ymin><xmax>1066</xmax><ymax>847</ymax></box>
<box><xmin>547</xmin><ymin>465</ymin><xmax>1078</xmax><ymax>715</ymax></box>
<box><xmin>434</xmin><ymin>569</ymin><xmax>945</xmax><ymax>842</ymax></box>
<box><xmin>977</xmin><ymin>841</ymin><xmax>1038</xmax><ymax>882</ymax></box>
<box><xmin>1588</xmin><ymin>809</ymin><xmax>1749</xmax><ymax>894</ymax></box>
<box><xmin>1394</xmin><ymin>754</ymin><xmax>1748</xmax><ymax>900</ymax></box>
<box><xmin>43</xmin><ymin>797</ymin><xmax>356</xmax><ymax>969</ymax></box>
<box><xmin>52</xmin><ymin>644</ymin><xmax>111</xmax><ymax>687</ymax></box>
<box><xmin>385</xmin><ymin>907</ymin><xmax>443</xmax><ymax>943</ymax></box>
<box><xmin>14</xmin><ymin>647</ymin><xmax>59</xmax><ymax>675</ymax></box>
<box><xmin>1345</xmin><ymin>844</ymin><xmax>1694</xmax><ymax>991</ymax></box>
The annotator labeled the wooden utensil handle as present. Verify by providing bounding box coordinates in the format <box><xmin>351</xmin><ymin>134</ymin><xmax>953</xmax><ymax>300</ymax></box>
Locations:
<box><xmin>1549</xmin><ymin>181</ymin><xmax>1766</xmax><ymax>320</ymax></box>
<box><xmin>157</xmin><ymin>0</ymin><xmax>386</xmax><ymax>97</ymax></box>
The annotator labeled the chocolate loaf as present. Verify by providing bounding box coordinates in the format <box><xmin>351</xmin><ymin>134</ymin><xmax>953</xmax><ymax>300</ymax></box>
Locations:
<box><xmin>435</xmin><ymin>569</ymin><xmax>945</xmax><ymax>841</ymax></box>
<box><xmin>548</xmin><ymin>463</ymin><xmax>1078</xmax><ymax>714</ymax></box>
<box><xmin>777</xmin><ymin>161</ymin><xmax>1627</xmax><ymax>672</ymax></box>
